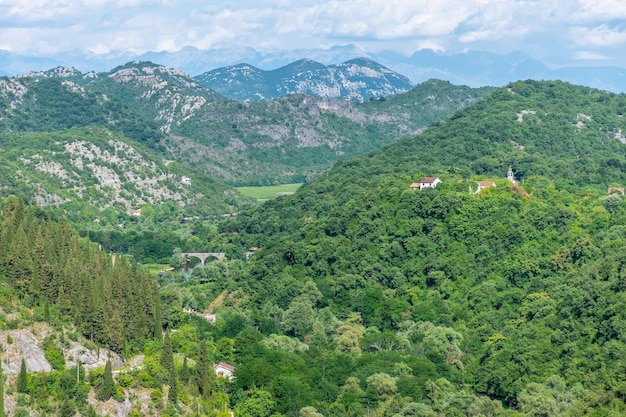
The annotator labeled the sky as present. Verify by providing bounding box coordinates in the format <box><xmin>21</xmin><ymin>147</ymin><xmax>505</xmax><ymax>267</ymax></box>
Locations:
<box><xmin>1</xmin><ymin>0</ymin><xmax>626</xmax><ymax>68</ymax></box>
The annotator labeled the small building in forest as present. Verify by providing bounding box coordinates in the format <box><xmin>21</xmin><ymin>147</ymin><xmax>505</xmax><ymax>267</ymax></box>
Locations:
<box><xmin>475</xmin><ymin>181</ymin><xmax>497</xmax><ymax>193</ymax></box>
<box><xmin>418</xmin><ymin>177</ymin><xmax>442</xmax><ymax>190</ymax></box>
<box><xmin>608</xmin><ymin>187</ymin><xmax>625</xmax><ymax>195</ymax></box>
<box><xmin>213</xmin><ymin>362</ymin><xmax>236</xmax><ymax>380</ymax></box>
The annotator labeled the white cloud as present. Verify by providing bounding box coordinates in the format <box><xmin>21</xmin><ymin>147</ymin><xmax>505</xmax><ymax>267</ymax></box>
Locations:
<box><xmin>0</xmin><ymin>0</ymin><xmax>624</xmax><ymax>68</ymax></box>
<box><xmin>569</xmin><ymin>25</ymin><xmax>626</xmax><ymax>47</ymax></box>
<box><xmin>573</xmin><ymin>50</ymin><xmax>609</xmax><ymax>60</ymax></box>
<box><xmin>574</xmin><ymin>0</ymin><xmax>626</xmax><ymax>22</ymax></box>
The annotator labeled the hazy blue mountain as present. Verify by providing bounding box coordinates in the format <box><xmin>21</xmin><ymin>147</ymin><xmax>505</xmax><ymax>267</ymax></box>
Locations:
<box><xmin>370</xmin><ymin>49</ymin><xmax>626</xmax><ymax>93</ymax></box>
<box><xmin>0</xmin><ymin>50</ymin><xmax>64</xmax><ymax>76</ymax></box>
<box><xmin>195</xmin><ymin>58</ymin><xmax>414</xmax><ymax>102</ymax></box>
<box><xmin>2</xmin><ymin>45</ymin><xmax>624</xmax><ymax>94</ymax></box>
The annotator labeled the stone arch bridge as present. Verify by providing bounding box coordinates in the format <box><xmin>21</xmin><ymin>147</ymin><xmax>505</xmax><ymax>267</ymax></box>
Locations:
<box><xmin>181</xmin><ymin>252</ymin><xmax>226</xmax><ymax>267</ymax></box>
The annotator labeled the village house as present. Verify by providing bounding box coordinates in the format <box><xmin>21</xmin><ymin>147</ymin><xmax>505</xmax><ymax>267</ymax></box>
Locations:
<box><xmin>418</xmin><ymin>177</ymin><xmax>442</xmax><ymax>190</ymax></box>
<box><xmin>213</xmin><ymin>362</ymin><xmax>236</xmax><ymax>380</ymax></box>
<box><xmin>475</xmin><ymin>181</ymin><xmax>497</xmax><ymax>193</ymax></box>
<box><xmin>608</xmin><ymin>187</ymin><xmax>625</xmax><ymax>195</ymax></box>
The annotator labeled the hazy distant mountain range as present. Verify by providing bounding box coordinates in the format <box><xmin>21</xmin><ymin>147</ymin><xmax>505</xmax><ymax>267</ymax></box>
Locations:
<box><xmin>194</xmin><ymin>57</ymin><xmax>413</xmax><ymax>102</ymax></box>
<box><xmin>1</xmin><ymin>45</ymin><xmax>625</xmax><ymax>93</ymax></box>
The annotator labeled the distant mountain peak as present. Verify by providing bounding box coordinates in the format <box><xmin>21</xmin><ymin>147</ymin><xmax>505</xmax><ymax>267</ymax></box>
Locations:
<box><xmin>19</xmin><ymin>66</ymin><xmax>83</xmax><ymax>78</ymax></box>
<box><xmin>195</xmin><ymin>58</ymin><xmax>413</xmax><ymax>102</ymax></box>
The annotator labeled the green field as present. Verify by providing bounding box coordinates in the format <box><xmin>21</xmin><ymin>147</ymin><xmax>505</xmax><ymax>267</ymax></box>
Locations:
<box><xmin>236</xmin><ymin>183</ymin><xmax>303</xmax><ymax>200</ymax></box>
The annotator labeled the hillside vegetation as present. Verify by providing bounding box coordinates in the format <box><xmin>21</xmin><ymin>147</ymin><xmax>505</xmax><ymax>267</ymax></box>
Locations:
<box><xmin>206</xmin><ymin>80</ymin><xmax>626</xmax><ymax>416</ymax></box>
<box><xmin>8</xmin><ymin>62</ymin><xmax>492</xmax><ymax>186</ymax></box>
<box><xmin>7</xmin><ymin>68</ymin><xmax>626</xmax><ymax>416</ymax></box>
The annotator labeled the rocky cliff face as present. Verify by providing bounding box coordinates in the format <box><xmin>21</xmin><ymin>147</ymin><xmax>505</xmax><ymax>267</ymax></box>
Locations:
<box><xmin>103</xmin><ymin>62</ymin><xmax>221</xmax><ymax>133</ymax></box>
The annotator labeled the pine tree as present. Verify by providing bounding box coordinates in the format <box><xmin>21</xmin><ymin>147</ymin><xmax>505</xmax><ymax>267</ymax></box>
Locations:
<box><xmin>17</xmin><ymin>358</ymin><xmax>28</xmax><ymax>393</ymax></box>
<box><xmin>59</xmin><ymin>398</ymin><xmax>74</xmax><ymax>417</ymax></box>
<box><xmin>97</xmin><ymin>359</ymin><xmax>114</xmax><ymax>401</ymax></box>
<box><xmin>109</xmin><ymin>310</ymin><xmax>125</xmax><ymax>353</ymax></box>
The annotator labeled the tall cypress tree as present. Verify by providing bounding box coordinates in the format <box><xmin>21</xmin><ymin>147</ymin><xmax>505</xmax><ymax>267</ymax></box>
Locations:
<box><xmin>194</xmin><ymin>341</ymin><xmax>214</xmax><ymax>399</ymax></box>
<box><xmin>154</xmin><ymin>296</ymin><xmax>162</xmax><ymax>340</ymax></box>
<box><xmin>159</xmin><ymin>332</ymin><xmax>178</xmax><ymax>404</ymax></box>
<box><xmin>179</xmin><ymin>356</ymin><xmax>190</xmax><ymax>385</ymax></box>
<box><xmin>167</xmin><ymin>376</ymin><xmax>178</xmax><ymax>404</ymax></box>
<box><xmin>97</xmin><ymin>359</ymin><xmax>114</xmax><ymax>401</ymax></box>
<box><xmin>160</xmin><ymin>332</ymin><xmax>175</xmax><ymax>384</ymax></box>
<box><xmin>17</xmin><ymin>358</ymin><xmax>28</xmax><ymax>393</ymax></box>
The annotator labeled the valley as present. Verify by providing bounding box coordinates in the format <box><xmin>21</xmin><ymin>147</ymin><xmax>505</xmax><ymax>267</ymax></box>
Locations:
<box><xmin>1</xmin><ymin>58</ymin><xmax>626</xmax><ymax>416</ymax></box>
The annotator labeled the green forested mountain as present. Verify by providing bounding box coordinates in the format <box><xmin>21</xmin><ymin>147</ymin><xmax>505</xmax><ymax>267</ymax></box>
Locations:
<box><xmin>0</xmin><ymin>74</ymin><xmax>163</xmax><ymax>147</ymax></box>
<box><xmin>207</xmin><ymin>80</ymin><xmax>626</xmax><ymax>416</ymax></box>
<box><xmin>0</xmin><ymin>74</ymin><xmax>246</xmax><ymax>228</ymax></box>
<box><xmin>136</xmin><ymin>69</ymin><xmax>491</xmax><ymax>186</ymax></box>
<box><xmin>8</xmin><ymin>67</ymin><xmax>626</xmax><ymax>416</ymax></box>
<box><xmin>66</xmin><ymin>62</ymin><xmax>493</xmax><ymax>185</ymax></box>
<box><xmin>1</xmin><ymin>64</ymin><xmax>491</xmax><ymax>198</ymax></box>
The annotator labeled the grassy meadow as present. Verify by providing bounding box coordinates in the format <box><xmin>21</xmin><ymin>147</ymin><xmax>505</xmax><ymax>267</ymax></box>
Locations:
<box><xmin>236</xmin><ymin>183</ymin><xmax>303</xmax><ymax>200</ymax></box>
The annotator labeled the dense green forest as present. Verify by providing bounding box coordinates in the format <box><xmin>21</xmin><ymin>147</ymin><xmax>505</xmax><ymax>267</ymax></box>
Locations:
<box><xmin>209</xmin><ymin>80</ymin><xmax>626</xmax><ymax>416</ymax></box>
<box><xmin>5</xmin><ymin>79</ymin><xmax>626</xmax><ymax>416</ymax></box>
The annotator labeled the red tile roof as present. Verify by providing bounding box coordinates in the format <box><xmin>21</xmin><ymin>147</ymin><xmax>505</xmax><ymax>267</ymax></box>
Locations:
<box><xmin>213</xmin><ymin>362</ymin><xmax>235</xmax><ymax>372</ymax></box>
<box><xmin>420</xmin><ymin>177</ymin><xmax>438</xmax><ymax>183</ymax></box>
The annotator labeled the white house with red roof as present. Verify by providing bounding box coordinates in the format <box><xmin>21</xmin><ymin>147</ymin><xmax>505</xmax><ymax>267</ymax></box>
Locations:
<box><xmin>475</xmin><ymin>181</ymin><xmax>497</xmax><ymax>193</ymax></box>
<box><xmin>418</xmin><ymin>177</ymin><xmax>442</xmax><ymax>190</ymax></box>
<box><xmin>214</xmin><ymin>362</ymin><xmax>236</xmax><ymax>380</ymax></box>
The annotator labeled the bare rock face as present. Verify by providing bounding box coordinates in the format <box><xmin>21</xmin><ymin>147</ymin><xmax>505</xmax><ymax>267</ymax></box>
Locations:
<box><xmin>65</xmin><ymin>341</ymin><xmax>124</xmax><ymax>370</ymax></box>
<box><xmin>1</xmin><ymin>329</ymin><xmax>53</xmax><ymax>374</ymax></box>
<box><xmin>0</xmin><ymin>322</ymin><xmax>124</xmax><ymax>375</ymax></box>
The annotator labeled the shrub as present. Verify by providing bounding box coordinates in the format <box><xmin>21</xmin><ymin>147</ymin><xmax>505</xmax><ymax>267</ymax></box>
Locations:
<box><xmin>117</xmin><ymin>373</ymin><xmax>135</xmax><ymax>388</ymax></box>
<box><xmin>113</xmin><ymin>385</ymin><xmax>125</xmax><ymax>402</ymax></box>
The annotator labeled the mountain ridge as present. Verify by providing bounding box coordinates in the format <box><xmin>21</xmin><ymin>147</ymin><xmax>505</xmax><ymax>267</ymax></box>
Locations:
<box><xmin>195</xmin><ymin>57</ymin><xmax>413</xmax><ymax>102</ymax></box>
<box><xmin>2</xmin><ymin>45</ymin><xmax>625</xmax><ymax>93</ymax></box>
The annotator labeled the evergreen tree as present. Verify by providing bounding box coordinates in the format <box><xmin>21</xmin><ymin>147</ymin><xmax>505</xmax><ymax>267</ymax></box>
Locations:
<box><xmin>17</xmin><ymin>358</ymin><xmax>28</xmax><ymax>393</ymax></box>
<box><xmin>97</xmin><ymin>359</ymin><xmax>114</xmax><ymax>401</ymax></box>
<box><xmin>167</xmin><ymin>377</ymin><xmax>178</xmax><ymax>405</ymax></box>
<box><xmin>160</xmin><ymin>332</ymin><xmax>176</xmax><ymax>385</ymax></box>
<box><xmin>179</xmin><ymin>356</ymin><xmax>190</xmax><ymax>385</ymax></box>
<box><xmin>161</xmin><ymin>331</ymin><xmax>178</xmax><ymax>405</ymax></box>
<box><xmin>154</xmin><ymin>297</ymin><xmax>162</xmax><ymax>340</ymax></box>
<box><xmin>109</xmin><ymin>310</ymin><xmax>125</xmax><ymax>353</ymax></box>
<box><xmin>194</xmin><ymin>341</ymin><xmax>214</xmax><ymax>399</ymax></box>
